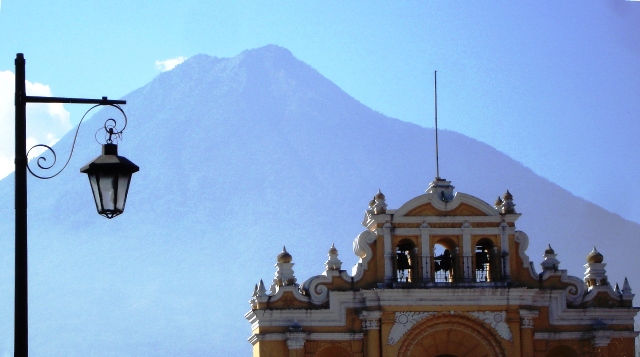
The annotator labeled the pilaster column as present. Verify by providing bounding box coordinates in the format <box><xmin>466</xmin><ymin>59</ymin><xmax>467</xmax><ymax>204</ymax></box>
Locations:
<box><xmin>286</xmin><ymin>331</ymin><xmax>307</xmax><ymax>357</ymax></box>
<box><xmin>500</xmin><ymin>222</ymin><xmax>510</xmax><ymax>279</ymax></box>
<box><xmin>592</xmin><ymin>329</ymin><xmax>613</xmax><ymax>357</ymax></box>
<box><xmin>462</xmin><ymin>221</ymin><xmax>473</xmax><ymax>281</ymax></box>
<box><xmin>420</xmin><ymin>222</ymin><xmax>431</xmax><ymax>283</ymax></box>
<box><xmin>360</xmin><ymin>311</ymin><xmax>382</xmax><ymax>357</ymax></box>
<box><xmin>383</xmin><ymin>222</ymin><xmax>393</xmax><ymax>285</ymax></box>
<box><xmin>519</xmin><ymin>309</ymin><xmax>538</xmax><ymax>357</ymax></box>
<box><xmin>507</xmin><ymin>309</ymin><xmax>522</xmax><ymax>357</ymax></box>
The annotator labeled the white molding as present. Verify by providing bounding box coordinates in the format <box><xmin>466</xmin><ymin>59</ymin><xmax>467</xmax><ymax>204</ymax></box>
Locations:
<box><xmin>582</xmin><ymin>284</ymin><xmax>621</xmax><ymax>303</ymax></box>
<box><xmin>248</xmin><ymin>332</ymin><xmax>364</xmax><ymax>345</ymax></box>
<box><xmin>535</xmin><ymin>331</ymin><xmax>639</xmax><ymax>340</ymax></box>
<box><xmin>246</xmin><ymin>288</ymin><xmax>638</xmax><ymax>332</ymax></box>
<box><xmin>393</xmin><ymin>227</ymin><xmax>508</xmax><ymax>236</ymax></box>
<box><xmin>307</xmin><ymin>333</ymin><xmax>364</xmax><ymax>341</ymax></box>
<box><xmin>394</xmin><ymin>192</ymin><xmax>502</xmax><ymax>218</ymax></box>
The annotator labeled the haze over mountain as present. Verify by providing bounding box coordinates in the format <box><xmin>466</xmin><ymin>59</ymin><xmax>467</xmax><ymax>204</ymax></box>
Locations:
<box><xmin>0</xmin><ymin>45</ymin><xmax>638</xmax><ymax>356</ymax></box>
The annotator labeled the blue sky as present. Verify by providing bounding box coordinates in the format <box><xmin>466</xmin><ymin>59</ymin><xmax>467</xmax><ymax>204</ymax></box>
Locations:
<box><xmin>1</xmin><ymin>1</ymin><xmax>640</xmax><ymax>223</ymax></box>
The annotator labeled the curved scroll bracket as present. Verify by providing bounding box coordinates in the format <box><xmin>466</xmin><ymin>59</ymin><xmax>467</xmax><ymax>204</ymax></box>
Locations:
<box><xmin>26</xmin><ymin>103</ymin><xmax>128</xmax><ymax>180</ymax></box>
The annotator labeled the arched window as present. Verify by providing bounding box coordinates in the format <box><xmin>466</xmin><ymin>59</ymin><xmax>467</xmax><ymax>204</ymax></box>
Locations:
<box><xmin>396</xmin><ymin>240</ymin><xmax>415</xmax><ymax>283</ymax></box>
<box><xmin>475</xmin><ymin>238</ymin><xmax>494</xmax><ymax>282</ymax></box>
<box><xmin>434</xmin><ymin>239</ymin><xmax>457</xmax><ymax>282</ymax></box>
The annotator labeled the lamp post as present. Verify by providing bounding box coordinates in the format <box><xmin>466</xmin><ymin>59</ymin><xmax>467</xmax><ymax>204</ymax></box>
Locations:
<box><xmin>14</xmin><ymin>53</ymin><xmax>139</xmax><ymax>357</ymax></box>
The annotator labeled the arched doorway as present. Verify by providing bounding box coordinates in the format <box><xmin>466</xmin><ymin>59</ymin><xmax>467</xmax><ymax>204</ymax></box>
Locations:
<box><xmin>397</xmin><ymin>314</ymin><xmax>506</xmax><ymax>357</ymax></box>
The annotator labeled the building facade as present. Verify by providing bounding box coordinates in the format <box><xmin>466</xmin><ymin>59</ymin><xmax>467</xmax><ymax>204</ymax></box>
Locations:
<box><xmin>245</xmin><ymin>178</ymin><xmax>638</xmax><ymax>356</ymax></box>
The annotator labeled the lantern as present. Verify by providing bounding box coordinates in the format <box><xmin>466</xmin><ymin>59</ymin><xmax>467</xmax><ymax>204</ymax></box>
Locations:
<box><xmin>80</xmin><ymin>143</ymin><xmax>139</xmax><ymax>218</ymax></box>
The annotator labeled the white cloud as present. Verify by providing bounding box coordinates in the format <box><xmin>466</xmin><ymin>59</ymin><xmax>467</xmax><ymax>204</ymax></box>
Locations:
<box><xmin>155</xmin><ymin>56</ymin><xmax>187</xmax><ymax>72</ymax></box>
<box><xmin>0</xmin><ymin>70</ymin><xmax>72</xmax><ymax>180</ymax></box>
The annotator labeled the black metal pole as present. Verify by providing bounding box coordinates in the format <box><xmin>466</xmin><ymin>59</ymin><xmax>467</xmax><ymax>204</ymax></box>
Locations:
<box><xmin>13</xmin><ymin>53</ymin><xmax>126</xmax><ymax>357</ymax></box>
<box><xmin>15</xmin><ymin>53</ymin><xmax>28</xmax><ymax>357</ymax></box>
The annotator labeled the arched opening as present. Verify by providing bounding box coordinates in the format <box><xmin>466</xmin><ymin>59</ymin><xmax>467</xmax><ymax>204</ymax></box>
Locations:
<box><xmin>397</xmin><ymin>314</ymin><xmax>506</xmax><ymax>357</ymax></box>
<box><xmin>434</xmin><ymin>238</ymin><xmax>457</xmax><ymax>282</ymax></box>
<box><xmin>545</xmin><ymin>345</ymin><xmax>579</xmax><ymax>357</ymax></box>
<box><xmin>475</xmin><ymin>238</ymin><xmax>494</xmax><ymax>282</ymax></box>
<box><xmin>396</xmin><ymin>239</ymin><xmax>416</xmax><ymax>283</ymax></box>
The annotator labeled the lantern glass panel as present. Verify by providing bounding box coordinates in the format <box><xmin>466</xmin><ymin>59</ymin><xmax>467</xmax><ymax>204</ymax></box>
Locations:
<box><xmin>98</xmin><ymin>172</ymin><xmax>117</xmax><ymax>212</ymax></box>
<box><xmin>88</xmin><ymin>173</ymin><xmax>101</xmax><ymax>214</ymax></box>
<box><xmin>115</xmin><ymin>174</ymin><xmax>132</xmax><ymax>211</ymax></box>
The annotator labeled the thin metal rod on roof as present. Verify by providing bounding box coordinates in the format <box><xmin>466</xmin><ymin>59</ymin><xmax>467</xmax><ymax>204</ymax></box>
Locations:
<box><xmin>434</xmin><ymin>70</ymin><xmax>440</xmax><ymax>180</ymax></box>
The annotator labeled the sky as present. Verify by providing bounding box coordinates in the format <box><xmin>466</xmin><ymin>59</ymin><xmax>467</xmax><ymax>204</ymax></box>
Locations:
<box><xmin>1</xmin><ymin>1</ymin><xmax>640</xmax><ymax>226</ymax></box>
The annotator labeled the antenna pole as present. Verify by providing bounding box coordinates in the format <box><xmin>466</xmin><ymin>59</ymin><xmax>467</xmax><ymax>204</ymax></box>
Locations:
<box><xmin>434</xmin><ymin>70</ymin><xmax>440</xmax><ymax>179</ymax></box>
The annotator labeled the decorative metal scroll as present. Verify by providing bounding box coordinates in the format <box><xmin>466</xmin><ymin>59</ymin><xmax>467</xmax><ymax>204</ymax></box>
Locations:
<box><xmin>26</xmin><ymin>104</ymin><xmax>128</xmax><ymax>179</ymax></box>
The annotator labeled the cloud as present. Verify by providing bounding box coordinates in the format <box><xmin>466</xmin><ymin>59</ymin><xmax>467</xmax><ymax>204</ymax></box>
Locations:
<box><xmin>155</xmin><ymin>56</ymin><xmax>187</xmax><ymax>72</ymax></box>
<box><xmin>0</xmin><ymin>70</ymin><xmax>72</xmax><ymax>180</ymax></box>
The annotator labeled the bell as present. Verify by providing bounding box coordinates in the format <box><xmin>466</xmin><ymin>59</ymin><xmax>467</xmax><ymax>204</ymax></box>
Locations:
<box><xmin>435</xmin><ymin>249</ymin><xmax>452</xmax><ymax>271</ymax></box>
<box><xmin>397</xmin><ymin>251</ymin><xmax>411</xmax><ymax>270</ymax></box>
<box><xmin>476</xmin><ymin>251</ymin><xmax>490</xmax><ymax>270</ymax></box>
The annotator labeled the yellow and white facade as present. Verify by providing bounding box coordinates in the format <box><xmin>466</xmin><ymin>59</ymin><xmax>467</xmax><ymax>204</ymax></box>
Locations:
<box><xmin>246</xmin><ymin>178</ymin><xmax>638</xmax><ymax>356</ymax></box>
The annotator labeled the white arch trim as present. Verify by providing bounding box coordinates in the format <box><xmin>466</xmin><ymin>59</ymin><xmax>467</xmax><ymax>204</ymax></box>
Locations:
<box><xmin>394</xmin><ymin>192</ymin><xmax>500</xmax><ymax>218</ymax></box>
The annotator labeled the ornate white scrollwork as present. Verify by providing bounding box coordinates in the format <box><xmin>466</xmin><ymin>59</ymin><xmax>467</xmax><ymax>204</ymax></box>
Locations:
<box><xmin>351</xmin><ymin>230</ymin><xmax>378</xmax><ymax>280</ymax></box>
<box><xmin>560</xmin><ymin>273</ymin><xmax>586</xmax><ymax>306</ymax></box>
<box><xmin>353</xmin><ymin>230</ymin><xmax>377</xmax><ymax>259</ymax></box>
<box><xmin>387</xmin><ymin>312</ymin><xmax>435</xmax><ymax>345</ymax></box>
<box><xmin>468</xmin><ymin>311</ymin><xmax>512</xmax><ymax>341</ymax></box>
<box><xmin>515</xmin><ymin>231</ymin><xmax>539</xmax><ymax>280</ymax></box>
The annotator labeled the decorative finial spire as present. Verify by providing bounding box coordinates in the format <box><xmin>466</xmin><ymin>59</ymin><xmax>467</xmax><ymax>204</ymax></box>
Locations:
<box><xmin>545</xmin><ymin>244</ymin><xmax>555</xmax><ymax>255</ymax></box>
<box><xmin>586</xmin><ymin>246</ymin><xmax>603</xmax><ymax>264</ymax></box>
<box><xmin>257</xmin><ymin>279</ymin><xmax>267</xmax><ymax>297</ymax></box>
<box><xmin>541</xmin><ymin>244</ymin><xmax>560</xmax><ymax>272</ymax></box>
<box><xmin>622</xmin><ymin>277</ymin><xmax>633</xmax><ymax>295</ymax></box>
<box><xmin>372</xmin><ymin>189</ymin><xmax>387</xmax><ymax>214</ymax></box>
<box><xmin>499</xmin><ymin>190</ymin><xmax>516</xmax><ymax>214</ymax></box>
<box><xmin>273</xmin><ymin>247</ymin><xmax>296</xmax><ymax>289</ymax></box>
<box><xmin>325</xmin><ymin>243</ymin><xmax>343</xmax><ymax>271</ymax></box>
<box><xmin>277</xmin><ymin>246</ymin><xmax>292</xmax><ymax>263</ymax></box>
<box><xmin>584</xmin><ymin>247</ymin><xmax>608</xmax><ymax>288</ymax></box>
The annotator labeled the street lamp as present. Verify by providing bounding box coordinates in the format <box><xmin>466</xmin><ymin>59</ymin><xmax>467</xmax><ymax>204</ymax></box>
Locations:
<box><xmin>14</xmin><ymin>53</ymin><xmax>139</xmax><ymax>356</ymax></box>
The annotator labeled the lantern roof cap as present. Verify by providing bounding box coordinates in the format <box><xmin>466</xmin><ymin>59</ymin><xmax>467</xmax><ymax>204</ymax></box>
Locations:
<box><xmin>80</xmin><ymin>143</ymin><xmax>139</xmax><ymax>174</ymax></box>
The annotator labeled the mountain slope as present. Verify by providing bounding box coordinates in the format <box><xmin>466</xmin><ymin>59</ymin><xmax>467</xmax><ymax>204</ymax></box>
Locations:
<box><xmin>0</xmin><ymin>45</ymin><xmax>637</xmax><ymax>356</ymax></box>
